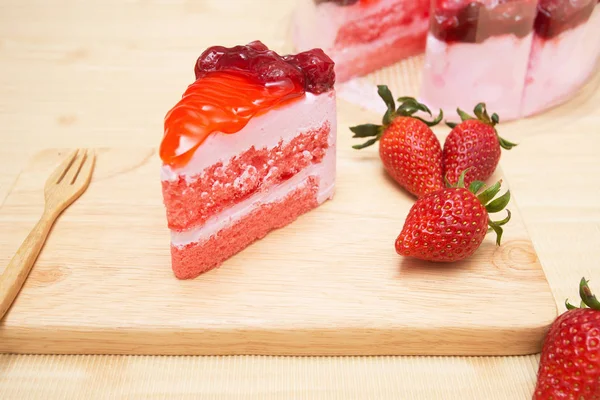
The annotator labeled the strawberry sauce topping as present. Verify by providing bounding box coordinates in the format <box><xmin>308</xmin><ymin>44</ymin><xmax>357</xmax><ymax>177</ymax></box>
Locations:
<box><xmin>313</xmin><ymin>0</ymin><xmax>378</xmax><ymax>5</ymax></box>
<box><xmin>534</xmin><ymin>0</ymin><xmax>597</xmax><ymax>39</ymax></box>
<box><xmin>431</xmin><ymin>0</ymin><xmax>598</xmax><ymax>43</ymax></box>
<box><xmin>430</xmin><ymin>0</ymin><xmax>538</xmax><ymax>43</ymax></box>
<box><xmin>160</xmin><ymin>41</ymin><xmax>335</xmax><ymax>167</ymax></box>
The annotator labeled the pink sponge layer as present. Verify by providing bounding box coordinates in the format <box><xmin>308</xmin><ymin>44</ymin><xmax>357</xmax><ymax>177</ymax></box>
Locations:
<box><xmin>162</xmin><ymin>123</ymin><xmax>330</xmax><ymax>231</ymax></box>
<box><xmin>171</xmin><ymin>176</ymin><xmax>320</xmax><ymax>280</ymax></box>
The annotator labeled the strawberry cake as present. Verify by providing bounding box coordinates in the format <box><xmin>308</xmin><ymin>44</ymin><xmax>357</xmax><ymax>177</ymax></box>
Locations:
<box><xmin>292</xmin><ymin>0</ymin><xmax>430</xmax><ymax>82</ymax></box>
<box><xmin>160</xmin><ymin>41</ymin><xmax>337</xmax><ymax>280</ymax></box>
<box><xmin>420</xmin><ymin>0</ymin><xmax>600</xmax><ymax>121</ymax></box>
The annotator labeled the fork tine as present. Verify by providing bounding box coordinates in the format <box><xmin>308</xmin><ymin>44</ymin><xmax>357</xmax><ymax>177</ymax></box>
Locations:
<box><xmin>61</xmin><ymin>149</ymin><xmax>88</xmax><ymax>185</ymax></box>
<box><xmin>47</xmin><ymin>149</ymin><xmax>79</xmax><ymax>185</ymax></box>
<box><xmin>70</xmin><ymin>150</ymin><xmax>96</xmax><ymax>187</ymax></box>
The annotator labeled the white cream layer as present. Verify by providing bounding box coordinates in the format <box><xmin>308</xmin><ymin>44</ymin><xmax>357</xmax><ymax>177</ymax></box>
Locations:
<box><xmin>170</xmin><ymin>145</ymin><xmax>336</xmax><ymax>248</ymax></box>
<box><xmin>161</xmin><ymin>90</ymin><xmax>337</xmax><ymax>182</ymax></box>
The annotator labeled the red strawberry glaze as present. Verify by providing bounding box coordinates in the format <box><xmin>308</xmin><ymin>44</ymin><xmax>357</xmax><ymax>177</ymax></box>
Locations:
<box><xmin>160</xmin><ymin>71</ymin><xmax>303</xmax><ymax>169</ymax></box>
<box><xmin>160</xmin><ymin>41</ymin><xmax>335</xmax><ymax>169</ymax></box>
<box><xmin>430</xmin><ymin>0</ymin><xmax>538</xmax><ymax>43</ymax></box>
<box><xmin>313</xmin><ymin>0</ymin><xmax>378</xmax><ymax>5</ymax></box>
<box><xmin>534</xmin><ymin>0</ymin><xmax>597</xmax><ymax>39</ymax></box>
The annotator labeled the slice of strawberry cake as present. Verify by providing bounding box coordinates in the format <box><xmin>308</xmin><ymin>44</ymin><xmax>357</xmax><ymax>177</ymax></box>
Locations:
<box><xmin>292</xmin><ymin>0</ymin><xmax>430</xmax><ymax>82</ymax></box>
<box><xmin>160</xmin><ymin>41</ymin><xmax>337</xmax><ymax>280</ymax></box>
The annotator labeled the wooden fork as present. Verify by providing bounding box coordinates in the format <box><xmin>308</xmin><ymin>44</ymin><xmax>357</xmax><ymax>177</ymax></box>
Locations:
<box><xmin>0</xmin><ymin>149</ymin><xmax>95</xmax><ymax>320</ymax></box>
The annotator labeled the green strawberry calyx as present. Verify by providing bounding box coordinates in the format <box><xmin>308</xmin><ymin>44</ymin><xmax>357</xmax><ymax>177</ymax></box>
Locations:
<box><xmin>565</xmin><ymin>277</ymin><xmax>600</xmax><ymax>311</ymax></box>
<box><xmin>448</xmin><ymin>169</ymin><xmax>511</xmax><ymax>246</ymax></box>
<box><xmin>349</xmin><ymin>85</ymin><xmax>443</xmax><ymax>150</ymax></box>
<box><xmin>446</xmin><ymin>103</ymin><xmax>518</xmax><ymax>151</ymax></box>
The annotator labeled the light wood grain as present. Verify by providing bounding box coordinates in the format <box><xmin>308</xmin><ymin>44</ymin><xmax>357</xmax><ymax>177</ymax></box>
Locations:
<box><xmin>0</xmin><ymin>0</ymin><xmax>598</xmax><ymax>398</ymax></box>
<box><xmin>0</xmin><ymin>134</ymin><xmax>556</xmax><ymax>355</ymax></box>
<box><xmin>0</xmin><ymin>150</ymin><xmax>95</xmax><ymax>320</ymax></box>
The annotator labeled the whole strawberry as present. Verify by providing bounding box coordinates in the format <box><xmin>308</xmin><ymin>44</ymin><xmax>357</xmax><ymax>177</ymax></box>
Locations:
<box><xmin>443</xmin><ymin>103</ymin><xmax>517</xmax><ymax>187</ymax></box>
<box><xmin>395</xmin><ymin>170</ymin><xmax>511</xmax><ymax>262</ymax></box>
<box><xmin>533</xmin><ymin>278</ymin><xmax>600</xmax><ymax>400</ymax></box>
<box><xmin>350</xmin><ymin>85</ymin><xmax>444</xmax><ymax>198</ymax></box>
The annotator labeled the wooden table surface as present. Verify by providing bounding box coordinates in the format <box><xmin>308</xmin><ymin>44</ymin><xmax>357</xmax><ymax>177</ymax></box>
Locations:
<box><xmin>0</xmin><ymin>0</ymin><xmax>599</xmax><ymax>398</ymax></box>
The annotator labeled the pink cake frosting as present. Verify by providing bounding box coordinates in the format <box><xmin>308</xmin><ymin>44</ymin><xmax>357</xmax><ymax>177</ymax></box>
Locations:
<box><xmin>420</xmin><ymin>32</ymin><xmax>535</xmax><ymax>121</ymax></box>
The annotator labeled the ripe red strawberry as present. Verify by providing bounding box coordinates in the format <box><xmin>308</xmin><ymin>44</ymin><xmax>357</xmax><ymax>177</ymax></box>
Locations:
<box><xmin>533</xmin><ymin>278</ymin><xmax>600</xmax><ymax>400</ymax></box>
<box><xmin>350</xmin><ymin>85</ymin><xmax>444</xmax><ymax>198</ymax></box>
<box><xmin>395</xmin><ymin>171</ymin><xmax>511</xmax><ymax>262</ymax></box>
<box><xmin>443</xmin><ymin>103</ymin><xmax>517</xmax><ymax>188</ymax></box>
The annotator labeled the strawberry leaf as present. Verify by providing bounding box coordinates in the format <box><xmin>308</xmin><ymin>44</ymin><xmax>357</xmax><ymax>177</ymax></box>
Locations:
<box><xmin>396</xmin><ymin>97</ymin><xmax>432</xmax><ymax>116</ymax></box>
<box><xmin>413</xmin><ymin>109</ymin><xmax>444</xmax><ymax>127</ymax></box>
<box><xmin>352</xmin><ymin>137</ymin><xmax>379</xmax><ymax>150</ymax></box>
<box><xmin>565</xmin><ymin>299</ymin><xmax>578</xmax><ymax>310</ymax></box>
<box><xmin>456</xmin><ymin>169</ymin><xmax>468</xmax><ymax>189</ymax></box>
<box><xmin>377</xmin><ymin>85</ymin><xmax>395</xmax><ymax>116</ymax></box>
<box><xmin>487</xmin><ymin>219</ymin><xmax>504</xmax><ymax>246</ymax></box>
<box><xmin>473</xmin><ymin>103</ymin><xmax>491</xmax><ymax>124</ymax></box>
<box><xmin>383</xmin><ymin>109</ymin><xmax>394</xmax><ymax>125</ymax></box>
<box><xmin>580</xmin><ymin>277</ymin><xmax>600</xmax><ymax>310</ymax></box>
<box><xmin>492</xmin><ymin>209</ymin><xmax>511</xmax><ymax>227</ymax></box>
<box><xmin>477</xmin><ymin>180</ymin><xmax>502</xmax><ymax>205</ymax></box>
<box><xmin>498</xmin><ymin>135</ymin><xmax>518</xmax><ymax>150</ymax></box>
<box><xmin>469</xmin><ymin>180</ymin><xmax>485</xmax><ymax>194</ymax></box>
<box><xmin>491</xmin><ymin>113</ymin><xmax>500</xmax><ymax>125</ymax></box>
<box><xmin>444</xmin><ymin>174</ymin><xmax>453</xmax><ymax>188</ymax></box>
<box><xmin>446</xmin><ymin>121</ymin><xmax>458</xmax><ymax>129</ymax></box>
<box><xmin>350</xmin><ymin>124</ymin><xmax>381</xmax><ymax>138</ymax></box>
<box><xmin>486</xmin><ymin>190</ymin><xmax>511</xmax><ymax>213</ymax></box>
<box><xmin>457</xmin><ymin>108</ymin><xmax>474</xmax><ymax>122</ymax></box>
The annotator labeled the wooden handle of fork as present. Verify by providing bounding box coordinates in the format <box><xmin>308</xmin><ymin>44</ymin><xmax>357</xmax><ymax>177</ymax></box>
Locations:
<box><xmin>0</xmin><ymin>210</ymin><xmax>57</xmax><ymax>320</ymax></box>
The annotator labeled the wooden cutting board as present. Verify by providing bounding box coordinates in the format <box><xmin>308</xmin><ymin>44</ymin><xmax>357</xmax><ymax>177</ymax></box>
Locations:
<box><xmin>0</xmin><ymin>110</ymin><xmax>557</xmax><ymax>356</ymax></box>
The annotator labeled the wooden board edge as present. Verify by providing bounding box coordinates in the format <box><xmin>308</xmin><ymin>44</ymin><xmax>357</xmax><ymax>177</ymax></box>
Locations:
<box><xmin>0</xmin><ymin>313</ymin><xmax>556</xmax><ymax>357</ymax></box>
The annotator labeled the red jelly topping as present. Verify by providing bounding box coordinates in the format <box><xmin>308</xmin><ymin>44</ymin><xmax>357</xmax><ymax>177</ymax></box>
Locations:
<box><xmin>313</xmin><ymin>0</ymin><xmax>377</xmax><ymax>5</ymax></box>
<box><xmin>161</xmin><ymin>41</ymin><xmax>335</xmax><ymax>167</ymax></box>
<box><xmin>430</xmin><ymin>0</ymin><xmax>537</xmax><ymax>43</ymax></box>
<box><xmin>534</xmin><ymin>0</ymin><xmax>596</xmax><ymax>39</ymax></box>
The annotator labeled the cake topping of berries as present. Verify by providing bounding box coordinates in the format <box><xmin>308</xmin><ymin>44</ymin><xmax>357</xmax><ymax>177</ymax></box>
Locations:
<box><xmin>314</xmin><ymin>0</ymin><xmax>360</xmax><ymax>5</ymax></box>
<box><xmin>314</xmin><ymin>0</ymin><xmax>378</xmax><ymax>5</ymax></box>
<box><xmin>534</xmin><ymin>0</ymin><xmax>596</xmax><ymax>39</ymax></box>
<box><xmin>430</xmin><ymin>0</ymin><xmax>538</xmax><ymax>43</ymax></box>
<box><xmin>161</xmin><ymin>42</ymin><xmax>335</xmax><ymax>168</ymax></box>
<box><xmin>350</xmin><ymin>86</ymin><xmax>445</xmax><ymax>198</ymax></box>
<box><xmin>194</xmin><ymin>40</ymin><xmax>335</xmax><ymax>95</ymax></box>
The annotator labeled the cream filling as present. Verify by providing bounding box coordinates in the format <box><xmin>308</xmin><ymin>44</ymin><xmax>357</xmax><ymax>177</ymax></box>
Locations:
<box><xmin>170</xmin><ymin>146</ymin><xmax>336</xmax><ymax>248</ymax></box>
